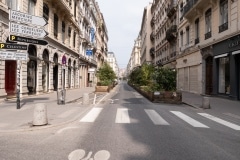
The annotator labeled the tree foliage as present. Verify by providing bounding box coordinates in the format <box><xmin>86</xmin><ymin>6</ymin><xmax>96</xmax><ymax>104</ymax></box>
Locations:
<box><xmin>128</xmin><ymin>63</ymin><xmax>176</xmax><ymax>91</ymax></box>
<box><xmin>96</xmin><ymin>62</ymin><xmax>116</xmax><ymax>86</ymax></box>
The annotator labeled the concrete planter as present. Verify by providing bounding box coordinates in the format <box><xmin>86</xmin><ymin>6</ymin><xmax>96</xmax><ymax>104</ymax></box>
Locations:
<box><xmin>95</xmin><ymin>86</ymin><xmax>109</xmax><ymax>92</ymax></box>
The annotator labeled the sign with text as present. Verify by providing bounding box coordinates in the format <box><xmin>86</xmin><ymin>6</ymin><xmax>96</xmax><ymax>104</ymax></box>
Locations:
<box><xmin>9</xmin><ymin>10</ymin><xmax>48</xmax><ymax>27</ymax></box>
<box><xmin>9</xmin><ymin>35</ymin><xmax>48</xmax><ymax>45</ymax></box>
<box><xmin>9</xmin><ymin>22</ymin><xmax>48</xmax><ymax>38</ymax></box>
<box><xmin>0</xmin><ymin>43</ymin><xmax>28</xmax><ymax>50</ymax></box>
<box><xmin>0</xmin><ymin>51</ymin><xmax>28</xmax><ymax>60</ymax></box>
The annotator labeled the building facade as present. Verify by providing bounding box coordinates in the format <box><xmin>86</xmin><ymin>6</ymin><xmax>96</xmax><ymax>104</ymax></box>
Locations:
<box><xmin>107</xmin><ymin>51</ymin><xmax>119</xmax><ymax>78</ymax></box>
<box><xmin>0</xmin><ymin>0</ymin><xmax>108</xmax><ymax>99</ymax></box>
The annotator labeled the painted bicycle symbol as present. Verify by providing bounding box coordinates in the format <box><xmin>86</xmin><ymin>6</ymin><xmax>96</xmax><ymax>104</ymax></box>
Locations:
<box><xmin>68</xmin><ymin>149</ymin><xmax>110</xmax><ymax>160</ymax></box>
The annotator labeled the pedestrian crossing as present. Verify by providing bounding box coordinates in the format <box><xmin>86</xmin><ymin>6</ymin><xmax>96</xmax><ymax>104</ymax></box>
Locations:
<box><xmin>79</xmin><ymin>107</ymin><xmax>240</xmax><ymax>131</ymax></box>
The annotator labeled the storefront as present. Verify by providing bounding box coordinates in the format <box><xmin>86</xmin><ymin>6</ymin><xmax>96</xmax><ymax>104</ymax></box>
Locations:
<box><xmin>212</xmin><ymin>34</ymin><xmax>240</xmax><ymax>100</ymax></box>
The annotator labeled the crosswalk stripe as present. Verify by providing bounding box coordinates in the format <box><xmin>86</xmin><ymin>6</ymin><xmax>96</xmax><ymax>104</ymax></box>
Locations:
<box><xmin>144</xmin><ymin>109</ymin><xmax>169</xmax><ymax>125</ymax></box>
<box><xmin>198</xmin><ymin>113</ymin><xmax>240</xmax><ymax>131</ymax></box>
<box><xmin>80</xmin><ymin>108</ymin><xmax>103</xmax><ymax>122</ymax></box>
<box><xmin>171</xmin><ymin>111</ymin><xmax>209</xmax><ymax>128</ymax></box>
<box><xmin>115</xmin><ymin>108</ymin><xmax>130</xmax><ymax>123</ymax></box>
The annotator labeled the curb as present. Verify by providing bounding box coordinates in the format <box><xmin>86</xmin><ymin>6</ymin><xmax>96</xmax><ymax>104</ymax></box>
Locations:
<box><xmin>0</xmin><ymin>92</ymin><xmax>95</xmax><ymax>133</ymax></box>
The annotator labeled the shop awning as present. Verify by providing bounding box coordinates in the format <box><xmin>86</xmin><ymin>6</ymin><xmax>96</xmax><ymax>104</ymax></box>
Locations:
<box><xmin>214</xmin><ymin>53</ymin><xmax>228</xmax><ymax>59</ymax></box>
<box><xmin>232</xmin><ymin>50</ymin><xmax>240</xmax><ymax>55</ymax></box>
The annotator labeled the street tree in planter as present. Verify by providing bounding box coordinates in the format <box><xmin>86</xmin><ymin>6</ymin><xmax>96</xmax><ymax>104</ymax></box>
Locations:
<box><xmin>95</xmin><ymin>62</ymin><xmax>116</xmax><ymax>92</ymax></box>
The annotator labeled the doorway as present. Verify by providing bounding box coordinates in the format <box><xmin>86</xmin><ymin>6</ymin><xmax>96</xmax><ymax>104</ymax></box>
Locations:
<box><xmin>5</xmin><ymin>60</ymin><xmax>16</xmax><ymax>96</ymax></box>
<box><xmin>42</xmin><ymin>49</ymin><xmax>49</xmax><ymax>92</ymax></box>
<box><xmin>205</xmin><ymin>56</ymin><xmax>213</xmax><ymax>95</ymax></box>
<box><xmin>27</xmin><ymin>45</ymin><xmax>37</xmax><ymax>94</ymax></box>
<box><xmin>53</xmin><ymin>53</ymin><xmax>58</xmax><ymax>91</ymax></box>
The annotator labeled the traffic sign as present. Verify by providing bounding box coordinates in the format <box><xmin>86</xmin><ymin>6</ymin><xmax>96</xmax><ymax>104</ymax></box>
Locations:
<box><xmin>9</xmin><ymin>10</ymin><xmax>48</xmax><ymax>27</ymax></box>
<box><xmin>0</xmin><ymin>43</ymin><xmax>27</xmax><ymax>50</ymax></box>
<box><xmin>9</xmin><ymin>35</ymin><xmax>48</xmax><ymax>45</ymax></box>
<box><xmin>0</xmin><ymin>51</ymin><xmax>28</xmax><ymax>60</ymax></box>
<box><xmin>86</xmin><ymin>49</ymin><xmax>93</xmax><ymax>56</ymax></box>
<box><xmin>9</xmin><ymin>22</ymin><xmax>48</xmax><ymax>38</ymax></box>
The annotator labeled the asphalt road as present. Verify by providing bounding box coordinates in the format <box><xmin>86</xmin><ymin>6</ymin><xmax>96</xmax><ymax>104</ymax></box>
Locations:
<box><xmin>0</xmin><ymin>82</ymin><xmax>240</xmax><ymax>160</ymax></box>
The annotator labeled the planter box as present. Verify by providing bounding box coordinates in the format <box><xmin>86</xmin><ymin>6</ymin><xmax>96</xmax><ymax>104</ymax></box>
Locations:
<box><xmin>95</xmin><ymin>86</ymin><xmax>109</xmax><ymax>92</ymax></box>
<box><xmin>128</xmin><ymin>82</ymin><xmax>182</xmax><ymax>104</ymax></box>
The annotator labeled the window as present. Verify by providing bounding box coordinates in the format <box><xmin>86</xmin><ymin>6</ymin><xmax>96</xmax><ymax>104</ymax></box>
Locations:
<box><xmin>219</xmin><ymin>0</ymin><xmax>228</xmax><ymax>32</ymax></box>
<box><xmin>62</xmin><ymin>22</ymin><xmax>65</xmax><ymax>43</ymax></box>
<box><xmin>218</xmin><ymin>57</ymin><xmax>230</xmax><ymax>94</ymax></box>
<box><xmin>68</xmin><ymin>27</ymin><xmax>71</xmax><ymax>37</ymax></box>
<box><xmin>43</xmin><ymin>3</ymin><xmax>49</xmax><ymax>21</ymax></box>
<box><xmin>186</xmin><ymin>26</ymin><xmax>190</xmax><ymax>46</ymax></box>
<box><xmin>74</xmin><ymin>0</ymin><xmax>77</xmax><ymax>18</ymax></box>
<box><xmin>195</xmin><ymin>18</ymin><xmax>200</xmax><ymax>44</ymax></box>
<box><xmin>180</xmin><ymin>31</ymin><xmax>183</xmax><ymax>47</ymax></box>
<box><xmin>220</xmin><ymin>0</ymin><xmax>228</xmax><ymax>24</ymax></box>
<box><xmin>54</xmin><ymin>14</ymin><xmax>58</xmax><ymax>38</ymax></box>
<box><xmin>73</xmin><ymin>32</ymin><xmax>76</xmax><ymax>48</ymax></box>
<box><xmin>6</xmin><ymin>0</ymin><xmax>18</xmax><ymax>10</ymax></box>
<box><xmin>28</xmin><ymin>0</ymin><xmax>36</xmax><ymax>15</ymax></box>
<box><xmin>205</xmin><ymin>9</ymin><xmax>212</xmax><ymax>39</ymax></box>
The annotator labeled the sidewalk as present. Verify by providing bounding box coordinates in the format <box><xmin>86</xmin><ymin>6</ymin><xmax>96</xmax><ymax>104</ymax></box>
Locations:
<box><xmin>182</xmin><ymin>91</ymin><xmax>240</xmax><ymax>115</ymax></box>
<box><xmin>0</xmin><ymin>87</ymin><xmax>95</xmax><ymax>133</ymax></box>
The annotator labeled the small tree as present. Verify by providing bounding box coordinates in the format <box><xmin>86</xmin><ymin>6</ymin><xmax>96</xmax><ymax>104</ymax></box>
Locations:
<box><xmin>96</xmin><ymin>62</ymin><xmax>116</xmax><ymax>86</ymax></box>
<box><xmin>153</xmin><ymin>67</ymin><xmax>176</xmax><ymax>91</ymax></box>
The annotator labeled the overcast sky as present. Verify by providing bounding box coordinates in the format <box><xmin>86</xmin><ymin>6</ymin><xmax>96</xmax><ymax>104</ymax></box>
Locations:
<box><xmin>96</xmin><ymin>0</ymin><xmax>151</xmax><ymax>69</ymax></box>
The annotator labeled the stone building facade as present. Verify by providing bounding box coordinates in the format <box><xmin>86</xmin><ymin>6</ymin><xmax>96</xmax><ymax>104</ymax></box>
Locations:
<box><xmin>0</xmin><ymin>0</ymin><xmax>108</xmax><ymax>99</ymax></box>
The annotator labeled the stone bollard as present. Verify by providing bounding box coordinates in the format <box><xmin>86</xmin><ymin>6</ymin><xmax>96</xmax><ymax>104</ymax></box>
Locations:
<box><xmin>82</xmin><ymin>93</ymin><xmax>89</xmax><ymax>105</ymax></box>
<box><xmin>33</xmin><ymin>103</ymin><xmax>48</xmax><ymax>126</ymax></box>
<box><xmin>202</xmin><ymin>96</ymin><xmax>210</xmax><ymax>109</ymax></box>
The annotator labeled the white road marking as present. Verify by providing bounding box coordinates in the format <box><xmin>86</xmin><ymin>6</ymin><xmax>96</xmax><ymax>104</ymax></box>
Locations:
<box><xmin>171</xmin><ymin>111</ymin><xmax>209</xmax><ymax>128</ymax></box>
<box><xmin>144</xmin><ymin>109</ymin><xmax>169</xmax><ymax>125</ymax></box>
<box><xmin>80</xmin><ymin>108</ymin><xmax>103</xmax><ymax>122</ymax></box>
<box><xmin>223</xmin><ymin>113</ymin><xmax>240</xmax><ymax>120</ymax></box>
<box><xmin>198</xmin><ymin>113</ymin><xmax>240</xmax><ymax>131</ymax></box>
<box><xmin>57</xmin><ymin>126</ymin><xmax>79</xmax><ymax>134</ymax></box>
<box><xmin>115</xmin><ymin>108</ymin><xmax>130</xmax><ymax>123</ymax></box>
<box><xmin>58</xmin><ymin>108</ymin><xmax>78</xmax><ymax>118</ymax></box>
<box><xmin>68</xmin><ymin>149</ymin><xmax>86</xmax><ymax>160</ymax></box>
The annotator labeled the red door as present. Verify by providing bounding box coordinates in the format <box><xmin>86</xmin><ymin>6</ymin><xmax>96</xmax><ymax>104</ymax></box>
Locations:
<box><xmin>5</xmin><ymin>60</ymin><xmax>16</xmax><ymax>96</ymax></box>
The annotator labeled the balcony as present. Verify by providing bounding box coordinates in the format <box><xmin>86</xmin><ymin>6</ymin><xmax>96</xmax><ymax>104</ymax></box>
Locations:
<box><xmin>195</xmin><ymin>37</ymin><xmax>199</xmax><ymax>44</ymax></box>
<box><xmin>150</xmin><ymin>47</ymin><xmax>155</xmax><ymax>57</ymax></box>
<box><xmin>183</xmin><ymin>0</ymin><xmax>217</xmax><ymax>20</ymax></box>
<box><xmin>205</xmin><ymin>31</ymin><xmax>212</xmax><ymax>40</ymax></box>
<box><xmin>151</xmin><ymin>18</ymin><xmax>155</xmax><ymax>28</ymax></box>
<box><xmin>166</xmin><ymin>25</ymin><xmax>177</xmax><ymax>42</ymax></box>
<box><xmin>170</xmin><ymin>51</ymin><xmax>177</xmax><ymax>58</ymax></box>
<box><xmin>219</xmin><ymin>22</ymin><xmax>228</xmax><ymax>33</ymax></box>
<box><xmin>167</xmin><ymin>0</ymin><xmax>177</xmax><ymax>18</ymax></box>
<box><xmin>51</xmin><ymin>0</ymin><xmax>72</xmax><ymax>18</ymax></box>
<box><xmin>150</xmin><ymin>33</ymin><xmax>155</xmax><ymax>42</ymax></box>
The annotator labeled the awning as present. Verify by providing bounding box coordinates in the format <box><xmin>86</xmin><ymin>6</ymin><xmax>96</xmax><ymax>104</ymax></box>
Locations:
<box><xmin>214</xmin><ymin>53</ymin><xmax>228</xmax><ymax>59</ymax></box>
<box><xmin>232</xmin><ymin>50</ymin><xmax>240</xmax><ymax>55</ymax></box>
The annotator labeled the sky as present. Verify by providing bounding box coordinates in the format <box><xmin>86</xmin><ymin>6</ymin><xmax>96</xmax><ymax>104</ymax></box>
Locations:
<box><xmin>96</xmin><ymin>0</ymin><xmax>151</xmax><ymax>69</ymax></box>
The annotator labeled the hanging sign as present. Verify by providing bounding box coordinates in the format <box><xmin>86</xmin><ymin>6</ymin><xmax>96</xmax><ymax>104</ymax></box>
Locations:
<box><xmin>9</xmin><ymin>22</ymin><xmax>48</xmax><ymax>38</ymax></box>
<box><xmin>0</xmin><ymin>43</ymin><xmax>28</xmax><ymax>50</ymax></box>
<box><xmin>9</xmin><ymin>35</ymin><xmax>48</xmax><ymax>45</ymax></box>
<box><xmin>9</xmin><ymin>10</ymin><xmax>48</xmax><ymax>27</ymax></box>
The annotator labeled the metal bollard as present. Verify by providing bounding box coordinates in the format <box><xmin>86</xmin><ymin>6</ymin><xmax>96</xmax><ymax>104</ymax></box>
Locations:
<box><xmin>82</xmin><ymin>93</ymin><xmax>89</xmax><ymax>105</ymax></box>
<box><xmin>33</xmin><ymin>103</ymin><xmax>48</xmax><ymax>126</ymax></box>
<box><xmin>202</xmin><ymin>96</ymin><xmax>210</xmax><ymax>109</ymax></box>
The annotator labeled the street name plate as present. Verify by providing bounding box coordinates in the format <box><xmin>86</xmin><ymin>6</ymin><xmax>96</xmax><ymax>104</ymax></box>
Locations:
<box><xmin>0</xmin><ymin>43</ymin><xmax>28</xmax><ymax>50</ymax></box>
<box><xmin>9</xmin><ymin>22</ymin><xmax>48</xmax><ymax>38</ymax></box>
<box><xmin>9</xmin><ymin>10</ymin><xmax>48</xmax><ymax>26</ymax></box>
<box><xmin>0</xmin><ymin>51</ymin><xmax>28</xmax><ymax>60</ymax></box>
<box><xmin>9</xmin><ymin>35</ymin><xmax>48</xmax><ymax>45</ymax></box>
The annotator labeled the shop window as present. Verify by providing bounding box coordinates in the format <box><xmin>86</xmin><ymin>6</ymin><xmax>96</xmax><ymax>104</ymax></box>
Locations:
<box><xmin>218</xmin><ymin>57</ymin><xmax>230</xmax><ymax>94</ymax></box>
